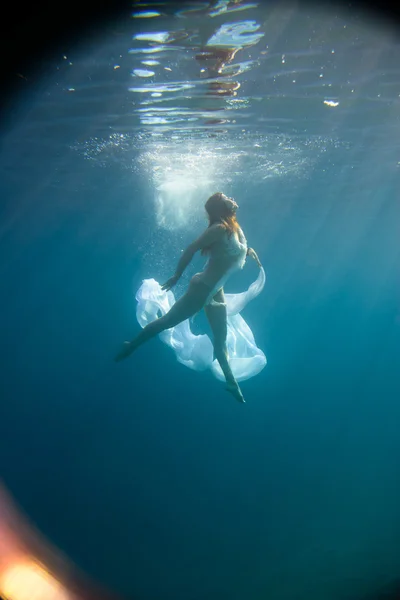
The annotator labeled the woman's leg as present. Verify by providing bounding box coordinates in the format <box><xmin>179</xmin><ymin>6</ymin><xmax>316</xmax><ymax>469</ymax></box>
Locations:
<box><xmin>115</xmin><ymin>277</ymin><xmax>210</xmax><ymax>361</ymax></box>
<box><xmin>204</xmin><ymin>289</ymin><xmax>245</xmax><ymax>403</ymax></box>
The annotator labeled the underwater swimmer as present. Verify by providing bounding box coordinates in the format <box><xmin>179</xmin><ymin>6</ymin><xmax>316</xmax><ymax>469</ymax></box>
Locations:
<box><xmin>115</xmin><ymin>192</ymin><xmax>262</xmax><ymax>403</ymax></box>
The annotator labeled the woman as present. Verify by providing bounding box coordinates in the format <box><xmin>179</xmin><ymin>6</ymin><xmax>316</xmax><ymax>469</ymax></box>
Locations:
<box><xmin>115</xmin><ymin>192</ymin><xmax>262</xmax><ymax>403</ymax></box>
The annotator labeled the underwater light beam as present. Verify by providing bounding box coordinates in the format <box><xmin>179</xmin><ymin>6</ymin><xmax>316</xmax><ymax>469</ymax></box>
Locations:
<box><xmin>140</xmin><ymin>143</ymin><xmax>240</xmax><ymax>232</ymax></box>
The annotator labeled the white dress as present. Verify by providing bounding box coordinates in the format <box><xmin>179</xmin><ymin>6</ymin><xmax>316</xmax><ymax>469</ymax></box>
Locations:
<box><xmin>134</xmin><ymin>228</ymin><xmax>266</xmax><ymax>382</ymax></box>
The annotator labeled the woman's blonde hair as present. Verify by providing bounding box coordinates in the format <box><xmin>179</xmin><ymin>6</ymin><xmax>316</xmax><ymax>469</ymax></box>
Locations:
<box><xmin>205</xmin><ymin>192</ymin><xmax>240</xmax><ymax>234</ymax></box>
<box><xmin>202</xmin><ymin>192</ymin><xmax>240</xmax><ymax>255</ymax></box>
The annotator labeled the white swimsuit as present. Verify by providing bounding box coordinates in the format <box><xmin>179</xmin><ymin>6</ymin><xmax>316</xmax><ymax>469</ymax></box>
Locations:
<box><xmin>193</xmin><ymin>227</ymin><xmax>248</xmax><ymax>305</ymax></box>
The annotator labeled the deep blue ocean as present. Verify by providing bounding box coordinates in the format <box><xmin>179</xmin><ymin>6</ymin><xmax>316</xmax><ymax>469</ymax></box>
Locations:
<box><xmin>0</xmin><ymin>2</ymin><xmax>400</xmax><ymax>599</ymax></box>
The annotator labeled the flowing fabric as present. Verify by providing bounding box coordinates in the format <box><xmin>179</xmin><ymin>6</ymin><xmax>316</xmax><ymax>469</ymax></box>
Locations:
<box><xmin>135</xmin><ymin>267</ymin><xmax>266</xmax><ymax>382</ymax></box>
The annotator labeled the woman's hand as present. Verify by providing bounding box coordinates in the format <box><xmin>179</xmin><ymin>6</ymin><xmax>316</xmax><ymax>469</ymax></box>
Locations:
<box><xmin>247</xmin><ymin>247</ymin><xmax>262</xmax><ymax>268</ymax></box>
<box><xmin>161</xmin><ymin>274</ymin><xmax>180</xmax><ymax>292</ymax></box>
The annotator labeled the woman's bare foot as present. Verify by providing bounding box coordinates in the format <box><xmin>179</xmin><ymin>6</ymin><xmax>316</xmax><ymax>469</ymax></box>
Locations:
<box><xmin>226</xmin><ymin>382</ymin><xmax>245</xmax><ymax>403</ymax></box>
<box><xmin>115</xmin><ymin>341</ymin><xmax>135</xmax><ymax>362</ymax></box>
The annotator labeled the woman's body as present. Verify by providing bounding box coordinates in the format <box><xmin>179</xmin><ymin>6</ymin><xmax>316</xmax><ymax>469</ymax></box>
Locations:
<box><xmin>115</xmin><ymin>192</ymin><xmax>262</xmax><ymax>403</ymax></box>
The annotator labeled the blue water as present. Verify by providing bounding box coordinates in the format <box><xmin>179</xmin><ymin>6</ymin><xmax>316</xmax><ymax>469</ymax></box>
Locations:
<box><xmin>1</xmin><ymin>2</ymin><xmax>400</xmax><ymax>599</ymax></box>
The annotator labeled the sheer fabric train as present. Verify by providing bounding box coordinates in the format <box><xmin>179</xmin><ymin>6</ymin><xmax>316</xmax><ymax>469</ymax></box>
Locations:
<box><xmin>135</xmin><ymin>268</ymin><xmax>266</xmax><ymax>382</ymax></box>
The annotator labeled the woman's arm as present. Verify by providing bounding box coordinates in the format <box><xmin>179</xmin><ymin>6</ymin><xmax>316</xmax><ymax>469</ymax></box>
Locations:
<box><xmin>247</xmin><ymin>247</ymin><xmax>262</xmax><ymax>268</ymax></box>
<box><xmin>176</xmin><ymin>224</ymin><xmax>225</xmax><ymax>277</ymax></box>
<box><xmin>161</xmin><ymin>224</ymin><xmax>225</xmax><ymax>291</ymax></box>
